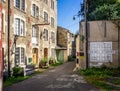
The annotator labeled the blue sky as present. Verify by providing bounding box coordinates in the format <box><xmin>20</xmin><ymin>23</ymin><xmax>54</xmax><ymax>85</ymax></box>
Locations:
<box><xmin>57</xmin><ymin>0</ymin><xmax>83</xmax><ymax>34</ymax></box>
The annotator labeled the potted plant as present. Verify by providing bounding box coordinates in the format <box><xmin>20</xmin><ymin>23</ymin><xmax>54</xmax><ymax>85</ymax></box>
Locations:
<box><xmin>39</xmin><ymin>58</ymin><xmax>48</xmax><ymax>68</ymax></box>
<box><xmin>49</xmin><ymin>57</ymin><xmax>54</xmax><ymax>64</ymax></box>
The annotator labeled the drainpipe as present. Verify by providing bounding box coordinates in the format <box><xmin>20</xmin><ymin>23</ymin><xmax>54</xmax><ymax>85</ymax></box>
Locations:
<box><xmin>0</xmin><ymin>0</ymin><xmax>3</xmax><ymax>90</ymax></box>
<box><xmin>8</xmin><ymin>0</ymin><xmax>11</xmax><ymax>77</ymax></box>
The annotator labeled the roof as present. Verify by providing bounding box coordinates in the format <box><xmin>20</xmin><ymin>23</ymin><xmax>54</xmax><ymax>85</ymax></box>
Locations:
<box><xmin>55</xmin><ymin>45</ymin><xmax>67</xmax><ymax>50</ymax></box>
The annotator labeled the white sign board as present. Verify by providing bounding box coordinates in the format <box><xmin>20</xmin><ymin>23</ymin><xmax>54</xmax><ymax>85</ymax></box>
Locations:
<box><xmin>90</xmin><ymin>42</ymin><xmax>113</xmax><ymax>62</ymax></box>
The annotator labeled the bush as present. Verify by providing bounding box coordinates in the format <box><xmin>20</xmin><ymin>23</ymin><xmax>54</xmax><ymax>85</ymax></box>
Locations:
<box><xmin>12</xmin><ymin>66</ymin><xmax>24</xmax><ymax>77</ymax></box>
<box><xmin>39</xmin><ymin>58</ymin><xmax>48</xmax><ymax>68</ymax></box>
<box><xmin>68</xmin><ymin>56</ymin><xmax>74</xmax><ymax>61</ymax></box>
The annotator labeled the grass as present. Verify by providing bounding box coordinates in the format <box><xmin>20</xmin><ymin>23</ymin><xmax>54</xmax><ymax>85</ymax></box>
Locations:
<box><xmin>114</xmin><ymin>79</ymin><xmax>120</xmax><ymax>85</ymax></box>
<box><xmin>3</xmin><ymin>69</ymin><xmax>44</xmax><ymax>87</ymax></box>
<box><xmin>50</xmin><ymin>62</ymin><xmax>63</xmax><ymax>66</ymax></box>
<box><xmin>4</xmin><ymin>62</ymin><xmax>64</xmax><ymax>88</ymax></box>
<box><xmin>4</xmin><ymin>76</ymin><xmax>29</xmax><ymax>87</ymax></box>
<box><xmin>79</xmin><ymin>67</ymin><xmax>120</xmax><ymax>90</ymax></box>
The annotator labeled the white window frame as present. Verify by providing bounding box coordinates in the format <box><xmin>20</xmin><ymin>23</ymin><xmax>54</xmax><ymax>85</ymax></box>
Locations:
<box><xmin>31</xmin><ymin>3</ymin><xmax>39</xmax><ymax>18</ymax></box>
<box><xmin>15</xmin><ymin>47</ymin><xmax>25</xmax><ymax>65</ymax></box>
<box><xmin>44</xmin><ymin>11</ymin><xmax>48</xmax><ymax>23</ymax></box>
<box><xmin>32</xmin><ymin>26</ymin><xmax>39</xmax><ymax>38</ymax></box>
<box><xmin>51</xmin><ymin>17</ymin><xmax>54</xmax><ymax>27</ymax></box>
<box><xmin>14</xmin><ymin>18</ymin><xmax>25</xmax><ymax>36</ymax></box>
<box><xmin>14</xmin><ymin>15</ymin><xmax>26</xmax><ymax>36</ymax></box>
<box><xmin>14</xmin><ymin>0</ymin><xmax>26</xmax><ymax>12</ymax></box>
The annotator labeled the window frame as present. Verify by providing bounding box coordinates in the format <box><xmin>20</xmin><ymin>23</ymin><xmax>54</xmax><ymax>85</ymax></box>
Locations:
<box><xmin>44</xmin><ymin>29</ymin><xmax>48</xmax><ymax>41</ymax></box>
<box><xmin>32</xmin><ymin>26</ymin><xmax>39</xmax><ymax>38</ymax></box>
<box><xmin>14</xmin><ymin>18</ymin><xmax>25</xmax><ymax>36</ymax></box>
<box><xmin>15</xmin><ymin>0</ymin><xmax>25</xmax><ymax>12</ymax></box>
<box><xmin>51</xmin><ymin>0</ymin><xmax>54</xmax><ymax>10</ymax></box>
<box><xmin>32</xmin><ymin>4</ymin><xmax>39</xmax><ymax>18</ymax></box>
<box><xmin>44</xmin><ymin>11</ymin><xmax>48</xmax><ymax>23</ymax></box>
<box><xmin>15</xmin><ymin>47</ymin><xmax>25</xmax><ymax>66</ymax></box>
<box><xmin>51</xmin><ymin>32</ymin><xmax>55</xmax><ymax>43</ymax></box>
<box><xmin>51</xmin><ymin>17</ymin><xmax>54</xmax><ymax>27</ymax></box>
<box><xmin>44</xmin><ymin>0</ymin><xmax>48</xmax><ymax>4</ymax></box>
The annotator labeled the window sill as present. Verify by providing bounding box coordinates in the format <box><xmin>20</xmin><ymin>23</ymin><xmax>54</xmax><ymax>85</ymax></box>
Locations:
<box><xmin>14</xmin><ymin>7</ymin><xmax>26</xmax><ymax>14</ymax></box>
<box><xmin>31</xmin><ymin>15</ymin><xmax>40</xmax><ymax>20</ymax></box>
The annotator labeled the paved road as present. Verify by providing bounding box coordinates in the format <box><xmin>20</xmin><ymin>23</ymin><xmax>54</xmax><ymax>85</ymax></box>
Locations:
<box><xmin>4</xmin><ymin>61</ymin><xmax>100</xmax><ymax>91</ymax></box>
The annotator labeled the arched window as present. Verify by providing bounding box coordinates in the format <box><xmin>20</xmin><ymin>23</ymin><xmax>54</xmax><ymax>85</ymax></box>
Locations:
<box><xmin>32</xmin><ymin>4</ymin><xmax>39</xmax><ymax>18</ymax></box>
<box><xmin>14</xmin><ymin>18</ymin><xmax>25</xmax><ymax>36</ymax></box>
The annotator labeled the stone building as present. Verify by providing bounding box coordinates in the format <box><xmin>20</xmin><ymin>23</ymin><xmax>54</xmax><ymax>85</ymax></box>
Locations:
<box><xmin>1</xmin><ymin>0</ymin><xmax>57</xmax><ymax>74</ymax></box>
<box><xmin>57</xmin><ymin>26</ymin><xmax>75</xmax><ymax>62</ymax></box>
<box><xmin>79</xmin><ymin>20</ymin><xmax>120</xmax><ymax>68</ymax></box>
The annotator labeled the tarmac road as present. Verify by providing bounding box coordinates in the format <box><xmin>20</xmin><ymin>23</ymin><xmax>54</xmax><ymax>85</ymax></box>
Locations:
<box><xmin>4</xmin><ymin>61</ymin><xmax>100</xmax><ymax>91</ymax></box>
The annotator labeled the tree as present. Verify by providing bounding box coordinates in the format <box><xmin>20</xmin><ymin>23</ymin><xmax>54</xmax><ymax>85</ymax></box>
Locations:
<box><xmin>79</xmin><ymin>0</ymin><xmax>120</xmax><ymax>21</ymax></box>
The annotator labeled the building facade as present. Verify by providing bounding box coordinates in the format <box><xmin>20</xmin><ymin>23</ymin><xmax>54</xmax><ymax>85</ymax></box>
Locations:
<box><xmin>79</xmin><ymin>20</ymin><xmax>120</xmax><ymax>68</ymax></box>
<box><xmin>1</xmin><ymin>0</ymin><xmax>57</xmax><ymax>74</ymax></box>
<box><xmin>57</xmin><ymin>26</ymin><xmax>75</xmax><ymax>62</ymax></box>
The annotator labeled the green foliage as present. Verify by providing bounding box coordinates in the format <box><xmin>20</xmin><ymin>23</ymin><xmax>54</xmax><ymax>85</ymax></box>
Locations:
<box><xmin>92</xmin><ymin>81</ymin><xmax>113</xmax><ymax>90</ymax></box>
<box><xmin>41</xmin><ymin>58</ymin><xmax>48</xmax><ymax>62</ymax></box>
<box><xmin>80</xmin><ymin>35</ymin><xmax>84</xmax><ymax>41</ymax></box>
<box><xmin>89</xmin><ymin>4</ymin><xmax>120</xmax><ymax>20</ymax></box>
<box><xmin>68</xmin><ymin>56</ymin><xmax>74</xmax><ymax>61</ymax></box>
<box><xmin>80</xmin><ymin>67</ymin><xmax>120</xmax><ymax>90</ymax></box>
<box><xmin>12</xmin><ymin>67</ymin><xmax>24</xmax><ymax>77</ymax></box>
<box><xmin>51</xmin><ymin>61</ymin><xmax>63</xmax><ymax>67</ymax></box>
<box><xmin>115</xmin><ymin>80</ymin><xmax>120</xmax><ymax>85</ymax></box>
<box><xmin>4</xmin><ymin>76</ymin><xmax>29</xmax><ymax>87</ymax></box>
<box><xmin>79</xmin><ymin>0</ymin><xmax>120</xmax><ymax>20</ymax></box>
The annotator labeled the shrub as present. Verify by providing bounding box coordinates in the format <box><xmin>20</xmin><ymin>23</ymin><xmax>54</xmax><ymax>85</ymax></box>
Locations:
<box><xmin>68</xmin><ymin>56</ymin><xmax>74</xmax><ymax>61</ymax></box>
<box><xmin>39</xmin><ymin>58</ymin><xmax>48</xmax><ymax>68</ymax></box>
<box><xmin>49</xmin><ymin>57</ymin><xmax>55</xmax><ymax>64</ymax></box>
<box><xmin>12</xmin><ymin>66</ymin><xmax>24</xmax><ymax>77</ymax></box>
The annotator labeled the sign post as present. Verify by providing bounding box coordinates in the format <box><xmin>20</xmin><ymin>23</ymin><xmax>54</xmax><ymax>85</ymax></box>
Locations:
<box><xmin>0</xmin><ymin>3</ymin><xmax>2</xmax><ymax>91</ymax></box>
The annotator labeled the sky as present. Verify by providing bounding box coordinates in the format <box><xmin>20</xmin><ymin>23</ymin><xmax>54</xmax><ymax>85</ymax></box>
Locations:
<box><xmin>57</xmin><ymin>0</ymin><xmax>83</xmax><ymax>34</ymax></box>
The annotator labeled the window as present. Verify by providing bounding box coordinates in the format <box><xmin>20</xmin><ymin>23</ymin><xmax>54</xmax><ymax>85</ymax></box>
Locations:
<box><xmin>20</xmin><ymin>20</ymin><xmax>25</xmax><ymax>36</ymax></box>
<box><xmin>15</xmin><ymin>47</ymin><xmax>25</xmax><ymax>66</ymax></box>
<box><xmin>32</xmin><ymin>26</ymin><xmax>39</xmax><ymax>45</ymax></box>
<box><xmin>2</xmin><ymin>13</ymin><xmax>5</xmax><ymax>33</ymax></box>
<box><xmin>51</xmin><ymin>0</ymin><xmax>54</xmax><ymax>10</ymax></box>
<box><xmin>44</xmin><ymin>12</ymin><xmax>48</xmax><ymax>23</ymax></box>
<box><xmin>32</xmin><ymin>4</ymin><xmax>39</xmax><ymax>18</ymax></box>
<box><xmin>15</xmin><ymin>0</ymin><xmax>25</xmax><ymax>11</ymax></box>
<box><xmin>21</xmin><ymin>48</ymin><xmax>25</xmax><ymax>63</ymax></box>
<box><xmin>51</xmin><ymin>17</ymin><xmax>54</xmax><ymax>27</ymax></box>
<box><xmin>21</xmin><ymin>0</ymin><xmax>25</xmax><ymax>11</ymax></box>
<box><xmin>44</xmin><ymin>0</ymin><xmax>48</xmax><ymax>4</ymax></box>
<box><xmin>14</xmin><ymin>18</ymin><xmax>25</xmax><ymax>36</ymax></box>
<box><xmin>51</xmin><ymin>32</ymin><xmax>55</xmax><ymax>43</ymax></box>
<box><xmin>44</xmin><ymin>29</ymin><xmax>48</xmax><ymax>41</ymax></box>
<box><xmin>15</xmin><ymin>0</ymin><xmax>20</xmax><ymax>8</ymax></box>
<box><xmin>15</xmin><ymin>48</ymin><xmax>20</xmax><ymax>66</ymax></box>
<box><xmin>32</xmin><ymin>26</ymin><xmax>39</xmax><ymax>37</ymax></box>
